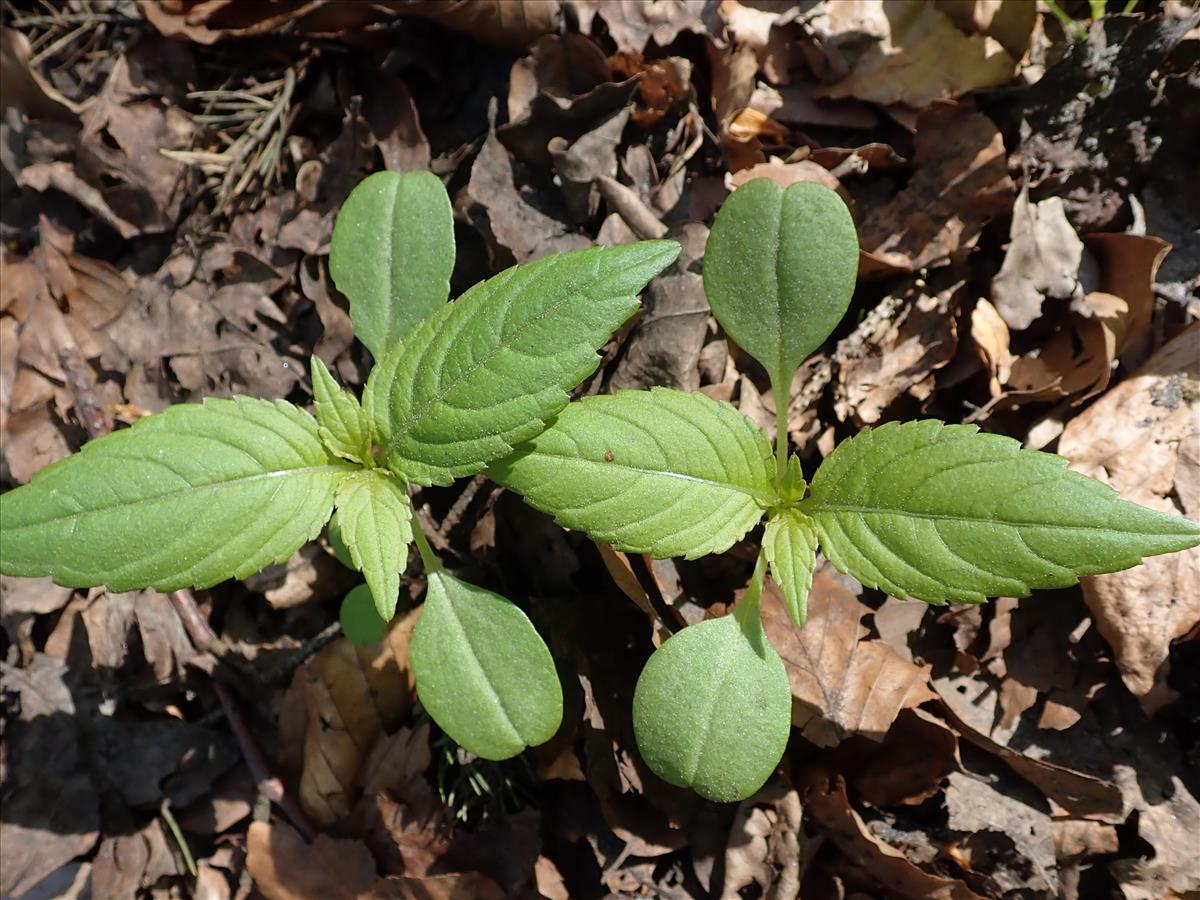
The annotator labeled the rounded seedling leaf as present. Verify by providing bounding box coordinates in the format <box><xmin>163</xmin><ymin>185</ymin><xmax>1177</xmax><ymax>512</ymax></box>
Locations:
<box><xmin>327</xmin><ymin>513</ymin><xmax>358</xmax><ymax>571</ymax></box>
<box><xmin>340</xmin><ymin>584</ymin><xmax>389</xmax><ymax>645</ymax></box>
<box><xmin>410</xmin><ymin>571</ymin><xmax>562</xmax><ymax>760</ymax></box>
<box><xmin>330</xmin><ymin>170</ymin><xmax>454</xmax><ymax>361</ymax></box>
<box><xmin>632</xmin><ymin>613</ymin><xmax>792</xmax><ymax>803</ymax></box>
<box><xmin>703</xmin><ymin>179</ymin><xmax>858</xmax><ymax>390</ymax></box>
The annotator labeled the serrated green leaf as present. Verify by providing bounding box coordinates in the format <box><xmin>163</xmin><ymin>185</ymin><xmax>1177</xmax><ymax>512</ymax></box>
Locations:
<box><xmin>334</xmin><ymin>470</ymin><xmax>413</xmax><ymax>620</ymax></box>
<box><xmin>778</xmin><ymin>453</ymin><xmax>806</xmax><ymax>503</ymax></box>
<box><xmin>763</xmin><ymin>509</ymin><xmax>818</xmax><ymax>625</ymax></box>
<box><xmin>330</xmin><ymin>170</ymin><xmax>454</xmax><ymax>360</ymax></box>
<box><xmin>368</xmin><ymin>240</ymin><xmax>680</xmax><ymax>486</ymax></box>
<box><xmin>489</xmin><ymin>387</ymin><xmax>776</xmax><ymax>559</ymax></box>
<box><xmin>340</xmin><ymin>584</ymin><xmax>389</xmax><ymax>645</ymax></box>
<box><xmin>703</xmin><ymin>180</ymin><xmax>858</xmax><ymax>390</ymax></box>
<box><xmin>802</xmin><ymin>420</ymin><xmax>1200</xmax><ymax>604</ymax></box>
<box><xmin>410</xmin><ymin>571</ymin><xmax>562</xmax><ymax>760</ymax></box>
<box><xmin>633</xmin><ymin>612</ymin><xmax>792</xmax><ymax>802</ymax></box>
<box><xmin>327</xmin><ymin>512</ymin><xmax>358</xmax><ymax>571</ymax></box>
<box><xmin>311</xmin><ymin>356</ymin><xmax>372</xmax><ymax>464</ymax></box>
<box><xmin>0</xmin><ymin>397</ymin><xmax>352</xmax><ymax>591</ymax></box>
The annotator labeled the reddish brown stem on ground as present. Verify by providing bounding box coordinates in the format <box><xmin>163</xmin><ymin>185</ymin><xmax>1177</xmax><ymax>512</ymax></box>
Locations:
<box><xmin>167</xmin><ymin>588</ymin><xmax>318</xmax><ymax>841</ymax></box>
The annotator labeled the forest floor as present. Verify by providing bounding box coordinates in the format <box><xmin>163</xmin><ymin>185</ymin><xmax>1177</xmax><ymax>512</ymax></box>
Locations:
<box><xmin>1</xmin><ymin>1</ymin><xmax>1198</xmax><ymax>898</ymax></box>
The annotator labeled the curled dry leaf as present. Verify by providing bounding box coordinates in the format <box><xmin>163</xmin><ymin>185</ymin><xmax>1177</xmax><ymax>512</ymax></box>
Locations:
<box><xmin>762</xmin><ymin>569</ymin><xmax>936</xmax><ymax>748</ymax></box>
<box><xmin>991</xmin><ymin>185</ymin><xmax>1086</xmax><ymax>331</ymax></box>
<box><xmin>1058</xmin><ymin>325</ymin><xmax>1199</xmax><ymax>711</ymax></box>
<box><xmin>567</xmin><ymin>0</ymin><xmax>722</xmax><ymax>54</ymax></box>
<box><xmin>282</xmin><ymin>607</ymin><xmax>421</xmax><ymax>825</ymax></box>
<box><xmin>247</xmin><ymin>819</ymin><xmax>381</xmax><ymax>900</ymax></box>
<box><xmin>721</xmin><ymin>787</ymin><xmax>808</xmax><ymax>899</ymax></box>
<box><xmin>799</xmin><ymin>770</ymin><xmax>987</xmax><ymax>900</ymax></box>
<box><xmin>857</xmin><ymin>104</ymin><xmax>1013</xmax><ymax>274</ymax></box>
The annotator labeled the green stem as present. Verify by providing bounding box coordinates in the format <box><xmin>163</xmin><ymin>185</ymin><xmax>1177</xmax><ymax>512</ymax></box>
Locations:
<box><xmin>410</xmin><ymin>511</ymin><xmax>444</xmax><ymax>574</ymax></box>
<box><xmin>773</xmin><ymin>378</ymin><xmax>790</xmax><ymax>487</ymax></box>
<box><xmin>160</xmin><ymin>800</ymin><xmax>197</xmax><ymax>878</ymax></box>
<box><xmin>734</xmin><ymin>553</ymin><xmax>768</xmax><ymax>635</ymax></box>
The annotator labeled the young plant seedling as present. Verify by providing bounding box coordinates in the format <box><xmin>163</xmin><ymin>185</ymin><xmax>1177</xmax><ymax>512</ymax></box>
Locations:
<box><xmin>0</xmin><ymin>170</ymin><xmax>681</xmax><ymax>762</ymax></box>
<box><xmin>489</xmin><ymin>179</ymin><xmax>1200</xmax><ymax>802</ymax></box>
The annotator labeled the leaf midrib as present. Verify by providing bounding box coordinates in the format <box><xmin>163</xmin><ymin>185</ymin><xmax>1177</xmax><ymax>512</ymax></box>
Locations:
<box><xmin>385</xmin><ymin>253</ymin><xmax>649</xmax><ymax>457</ymax></box>
<box><xmin>432</xmin><ymin>576</ymin><xmax>525</xmax><ymax>746</ymax></box>
<box><xmin>528</xmin><ymin>450</ymin><xmax>779</xmax><ymax>506</ymax></box>
<box><xmin>804</xmin><ymin>502</ymin><xmax>1189</xmax><ymax>534</ymax></box>
<box><xmin>10</xmin><ymin>464</ymin><xmax>352</xmax><ymax>530</ymax></box>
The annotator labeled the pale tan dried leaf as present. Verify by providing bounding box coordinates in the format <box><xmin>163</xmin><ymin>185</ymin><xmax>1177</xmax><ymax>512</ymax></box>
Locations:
<box><xmin>288</xmin><ymin>607</ymin><xmax>421</xmax><ymax>825</ymax></box>
<box><xmin>970</xmin><ymin>298</ymin><xmax>1017</xmax><ymax>397</ymax></box>
<box><xmin>762</xmin><ymin>571</ymin><xmax>936</xmax><ymax>747</ymax></box>
<box><xmin>246</xmin><ymin>820</ymin><xmax>380</xmax><ymax>900</ymax></box>
<box><xmin>1058</xmin><ymin>325</ymin><xmax>1198</xmax><ymax>710</ymax></box>
<box><xmin>992</xmin><ymin>185</ymin><xmax>1085</xmax><ymax>330</ymax></box>
<box><xmin>813</xmin><ymin>1</ymin><xmax>1018</xmax><ymax>109</ymax></box>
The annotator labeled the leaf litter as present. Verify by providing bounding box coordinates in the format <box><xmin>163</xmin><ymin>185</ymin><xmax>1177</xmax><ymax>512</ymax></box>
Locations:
<box><xmin>0</xmin><ymin>1</ymin><xmax>1198</xmax><ymax>897</ymax></box>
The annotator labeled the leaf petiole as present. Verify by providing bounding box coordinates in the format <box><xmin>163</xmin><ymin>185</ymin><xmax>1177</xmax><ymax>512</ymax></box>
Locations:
<box><xmin>410</xmin><ymin>510</ymin><xmax>444</xmax><ymax>574</ymax></box>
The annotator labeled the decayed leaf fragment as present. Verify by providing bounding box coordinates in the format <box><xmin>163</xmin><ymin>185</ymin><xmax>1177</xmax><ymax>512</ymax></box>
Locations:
<box><xmin>761</xmin><ymin>570</ymin><xmax>936</xmax><ymax>747</ymax></box>
<box><xmin>1058</xmin><ymin>325</ymin><xmax>1199</xmax><ymax>711</ymax></box>
<box><xmin>281</xmin><ymin>607</ymin><xmax>420</xmax><ymax>825</ymax></box>
<box><xmin>810</xmin><ymin>1</ymin><xmax>1019</xmax><ymax>109</ymax></box>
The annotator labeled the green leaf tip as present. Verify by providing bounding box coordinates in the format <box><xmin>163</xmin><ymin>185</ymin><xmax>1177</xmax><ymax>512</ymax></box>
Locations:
<box><xmin>311</xmin><ymin>356</ymin><xmax>373</xmax><ymax>464</ymax></box>
<box><xmin>633</xmin><ymin>613</ymin><xmax>792</xmax><ymax>803</ymax></box>
<box><xmin>334</xmin><ymin>470</ymin><xmax>413</xmax><ymax>620</ymax></box>
<box><xmin>368</xmin><ymin>239</ymin><xmax>680</xmax><ymax>486</ymax></box>
<box><xmin>489</xmin><ymin>386</ymin><xmax>775</xmax><ymax>559</ymax></box>
<box><xmin>410</xmin><ymin>571</ymin><xmax>562</xmax><ymax>760</ymax></box>
<box><xmin>763</xmin><ymin>509</ymin><xmax>818</xmax><ymax>625</ymax></box>
<box><xmin>0</xmin><ymin>396</ymin><xmax>353</xmax><ymax>592</ymax></box>
<box><xmin>803</xmin><ymin>419</ymin><xmax>1200</xmax><ymax>604</ymax></box>
<box><xmin>330</xmin><ymin>169</ymin><xmax>455</xmax><ymax>361</ymax></box>
<box><xmin>703</xmin><ymin>178</ymin><xmax>858</xmax><ymax>392</ymax></box>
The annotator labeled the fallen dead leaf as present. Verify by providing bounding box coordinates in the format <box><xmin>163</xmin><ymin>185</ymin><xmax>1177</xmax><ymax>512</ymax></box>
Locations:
<box><xmin>762</xmin><ymin>570</ymin><xmax>937</xmax><ymax>747</ymax></box>
<box><xmin>1058</xmin><ymin>325</ymin><xmax>1199</xmax><ymax>711</ymax></box>
<box><xmin>281</xmin><ymin>607</ymin><xmax>421</xmax><ymax>825</ymax></box>
<box><xmin>247</xmin><ymin>819</ymin><xmax>381</xmax><ymax>900</ymax></box>
<box><xmin>567</xmin><ymin>0</ymin><xmax>722</xmax><ymax>54</ymax></box>
<box><xmin>944</xmin><ymin>768</ymin><xmax>1056</xmax><ymax>895</ymax></box>
<box><xmin>857</xmin><ymin>104</ymin><xmax>1013</xmax><ymax>274</ymax></box>
<box><xmin>833</xmin><ymin>279</ymin><xmax>961</xmax><ymax>425</ymax></box>
<box><xmin>721</xmin><ymin>786</ymin><xmax>808</xmax><ymax>899</ymax></box>
<box><xmin>991</xmin><ymin>184</ymin><xmax>1087</xmax><ymax>331</ymax></box>
<box><xmin>811</xmin><ymin>1</ymin><xmax>1018</xmax><ymax>109</ymax></box>
<box><xmin>799</xmin><ymin>770</ymin><xmax>987</xmax><ymax>900</ymax></box>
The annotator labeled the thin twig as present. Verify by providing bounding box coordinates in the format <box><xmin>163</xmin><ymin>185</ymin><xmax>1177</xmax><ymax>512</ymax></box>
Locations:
<box><xmin>437</xmin><ymin>474</ymin><xmax>487</xmax><ymax>540</ymax></box>
<box><xmin>168</xmin><ymin>588</ymin><xmax>317</xmax><ymax>841</ymax></box>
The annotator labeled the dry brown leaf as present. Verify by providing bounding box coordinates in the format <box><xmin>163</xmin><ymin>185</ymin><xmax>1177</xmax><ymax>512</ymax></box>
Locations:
<box><xmin>721</xmin><ymin>786</ymin><xmax>807</xmax><ymax>899</ymax></box>
<box><xmin>0</xmin><ymin>27</ymin><xmax>81</xmax><ymax>120</ymax></box>
<box><xmin>935</xmin><ymin>674</ymin><xmax>1124</xmax><ymax>821</ymax></box>
<box><xmin>944</xmin><ymin>770</ymin><xmax>1056</xmax><ymax>895</ymax></box>
<box><xmin>247</xmin><ymin>819</ymin><xmax>380</xmax><ymax>900</ymax></box>
<box><xmin>800</xmin><ymin>771</ymin><xmax>987</xmax><ymax>900</ymax></box>
<box><xmin>508</xmin><ymin>34</ymin><xmax>610</xmax><ymax>123</ymax></box>
<box><xmin>812</xmin><ymin>1</ymin><xmax>1018</xmax><ymax>109</ymax></box>
<box><xmin>729</xmin><ymin>159</ymin><xmax>845</xmax><ymax>197</ymax></box>
<box><xmin>1058</xmin><ymin>325</ymin><xmax>1199</xmax><ymax>711</ymax></box>
<box><xmin>833</xmin><ymin>280</ymin><xmax>960</xmax><ymax>425</ymax></box>
<box><xmin>991</xmin><ymin>185</ymin><xmax>1086</xmax><ymax>331</ymax></box>
<box><xmin>762</xmin><ymin>570</ymin><xmax>936</xmax><ymax>747</ymax></box>
<box><xmin>91</xmin><ymin>819</ymin><xmax>182</xmax><ymax>899</ymax></box>
<box><xmin>933</xmin><ymin>0</ymin><xmax>1037</xmax><ymax>59</ymax></box>
<box><xmin>1086</xmin><ymin>233</ymin><xmax>1171</xmax><ymax>369</ymax></box>
<box><xmin>852</xmin><ymin>708</ymin><xmax>960</xmax><ymax>808</ymax></box>
<box><xmin>283</xmin><ymin>607</ymin><xmax>421</xmax><ymax>825</ymax></box>
<box><xmin>610</xmin><ymin>222</ymin><xmax>710</xmax><ymax>392</ymax></box>
<box><xmin>970</xmin><ymin>298</ymin><xmax>1017</xmax><ymax>398</ymax></box>
<box><xmin>568</xmin><ymin>0</ymin><xmax>721</xmax><ymax>53</ymax></box>
<box><xmin>1051</xmin><ymin>819</ymin><xmax>1118</xmax><ymax>860</ymax></box>
<box><xmin>857</xmin><ymin>104</ymin><xmax>1013</xmax><ymax>274</ymax></box>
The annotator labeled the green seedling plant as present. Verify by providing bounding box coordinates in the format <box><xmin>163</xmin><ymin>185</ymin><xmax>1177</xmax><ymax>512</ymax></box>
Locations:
<box><xmin>0</xmin><ymin>170</ymin><xmax>681</xmax><ymax>763</ymax></box>
<box><xmin>488</xmin><ymin>179</ymin><xmax>1200</xmax><ymax>803</ymax></box>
